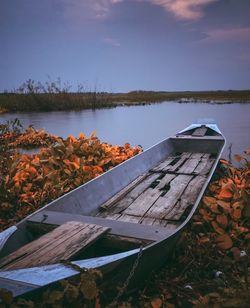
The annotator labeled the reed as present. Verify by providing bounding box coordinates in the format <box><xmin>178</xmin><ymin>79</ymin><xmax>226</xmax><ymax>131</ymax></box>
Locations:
<box><xmin>1</xmin><ymin>79</ymin><xmax>249</xmax><ymax>112</ymax></box>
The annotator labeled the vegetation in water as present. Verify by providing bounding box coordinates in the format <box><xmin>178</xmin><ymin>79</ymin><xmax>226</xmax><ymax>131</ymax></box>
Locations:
<box><xmin>0</xmin><ymin>79</ymin><xmax>250</xmax><ymax>112</ymax></box>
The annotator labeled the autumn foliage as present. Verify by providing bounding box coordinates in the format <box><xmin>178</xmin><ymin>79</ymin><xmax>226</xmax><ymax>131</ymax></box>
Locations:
<box><xmin>194</xmin><ymin>150</ymin><xmax>250</xmax><ymax>252</ymax></box>
<box><xmin>133</xmin><ymin>151</ymin><xmax>250</xmax><ymax>307</ymax></box>
<box><xmin>0</xmin><ymin>122</ymin><xmax>142</xmax><ymax>231</ymax></box>
<box><xmin>1</xmin><ymin>153</ymin><xmax>249</xmax><ymax>307</ymax></box>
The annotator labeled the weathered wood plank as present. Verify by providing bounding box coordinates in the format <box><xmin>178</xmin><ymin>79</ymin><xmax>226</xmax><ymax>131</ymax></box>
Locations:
<box><xmin>140</xmin><ymin>217</ymin><xmax>156</xmax><ymax>226</ymax></box>
<box><xmin>151</xmin><ymin>156</ymin><xmax>177</xmax><ymax>172</ymax></box>
<box><xmin>0</xmin><ymin>222</ymin><xmax>82</xmax><ymax>269</ymax></box>
<box><xmin>99</xmin><ymin>173</ymin><xmax>147</xmax><ymax>211</ymax></box>
<box><xmin>156</xmin><ymin>173</ymin><xmax>176</xmax><ymax>190</ymax></box>
<box><xmin>100</xmin><ymin>213</ymin><xmax>121</xmax><ymax>220</ymax></box>
<box><xmin>194</xmin><ymin>154</ymin><xmax>215</xmax><ymax>175</ymax></box>
<box><xmin>165</xmin><ymin>152</ymin><xmax>192</xmax><ymax>172</ymax></box>
<box><xmin>0</xmin><ymin>222</ymin><xmax>110</xmax><ymax>270</ymax></box>
<box><xmin>123</xmin><ymin>187</ymin><xmax>163</xmax><ymax>217</ymax></box>
<box><xmin>152</xmin><ymin>219</ymin><xmax>168</xmax><ymax>227</ymax></box>
<box><xmin>116</xmin><ymin>214</ymin><xmax>141</xmax><ymax>223</ymax></box>
<box><xmin>122</xmin><ymin>173</ymin><xmax>178</xmax><ymax>218</ymax></box>
<box><xmin>145</xmin><ymin>174</ymin><xmax>192</xmax><ymax>219</ymax></box>
<box><xmin>176</xmin><ymin>153</ymin><xmax>203</xmax><ymax>174</ymax></box>
<box><xmin>165</xmin><ymin>222</ymin><xmax>180</xmax><ymax>230</ymax></box>
<box><xmin>192</xmin><ymin>126</ymin><xmax>207</xmax><ymax>137</ymax></box>
<box><xmin>99</xmin><ymin>173</ymin><xmax>161</xmax><ymax>217</ymax></box>
<box><xmin>165</xmin><ymin>175</ymin><xmax>206</xmax><ymax>220</ymax></box>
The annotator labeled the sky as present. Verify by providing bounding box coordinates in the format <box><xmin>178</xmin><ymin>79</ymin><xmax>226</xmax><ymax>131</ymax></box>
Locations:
<box><xmin>1</xmin><ymin>0</ymin><xmax>250</xmax><ymax>92</ymax></box>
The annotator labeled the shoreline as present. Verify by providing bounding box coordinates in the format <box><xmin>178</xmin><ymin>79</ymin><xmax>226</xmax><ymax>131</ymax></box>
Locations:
<box><xmin>0</xmin><ymin>90</ymin><xmax>250</xmax><ymax>113</ymax></box>
<box><xmin>1</xmin><ymin>99</ymin><xmax>250</xmax><ymax>115</ymax></box>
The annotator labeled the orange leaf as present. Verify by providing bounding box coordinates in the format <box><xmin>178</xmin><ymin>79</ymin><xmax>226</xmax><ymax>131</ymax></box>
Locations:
<box><xmin>68</xmin><ymin>135</ymin><xmax>77</xmax><ymax>143</ymax></box>
<box><xmin>202</xmin><ymin>196</ymin><xmax>217</xmax><ymax>207</ymax></box>
<box><xmin>234</xmin><ymin>178</ymin><xmax>241</xmax><ymax>185</ymax></box>
<box><xmin>216</xmin><ymin>214</ymin><xmax>228</xmax><ymax>229</ymax></box>
<box><xmin>203</xmin><ymin>214</ymin><xmax>213</xmax><ymax>223</ymax></box>
<box><xmin>63</xmin><ymin>159</ymin><xmax>71</xmax><ymax>166</ymax></box>
<box><xmin>232</xmin><ymin>201</ymin><xmax>244</xmax><ymax>210</ymax></box>
<box><xmin>82</xmin><ymin>166</ymin><xmax>92</xmax><ymax>173</ymax></box>
<box><xmin>70</xmin><ymin>162</ymin><xmax>80</xmax><ymax>170</ymax></box>
<box><xmin>151</xmin><ymin>298</ymin><xmax>162</xmax><ymax>308</ymax></box>
<box><xmin>28</xmin><ymin>166</ymin><xmax>37</xmax><ymax>175</ymax></box>
<box><xmin>231</xmin><ymin>208</ymin><xmax>241</xmax><ymax>220</ymax></box>
<box><xmin>218</xmin><ymin>188</ymin><xmax>233</xmax><ymax>201</ymax></box>
<box><xmin>78</xmin><ymin>132</ymin><xmax>86</xmax><ymax>140</ymax></box>
<box><xmin>216</xmin><ymin>234</ymin><xmax>233</xmax><ymax>250</ymax></box>
<box><xmin>210</xmin><ymin>203</ymin><xmax>221</xmax><ymax>214</ymax></box>
<box><xmin>90</xmin><ymin>130</ymin><xmax>97</xmax><ymax>139</ymax></box>
<box><xmin>20</xmin><ymin>155</ymin><xmax>30</xmax><ymax>162</ymax></box>
<box><xmin>234</xmin><ymin>224</ymin><xmax>248</xmax><ymax>233</ymax></box>
<box><xmin>217</xmin><ymin>200</ymin><xmax>231</xmax><ymax>213</ymax></box>
<box><xmin>93</xmin><ymin>166</ymin><xmax>103</xmax><ymax>173</ymax></box>
<box><xmin>211</xmin><ymin>221</ymin><xmax>225</xmax><ymax>235</ymax></box>
<box><xmin>31</xmin><ymin>156</ymin><xmax>40</xmax><ymax>165</ymax></box>
<box><xmin>220</xmin><ymin>159</ymin><xmax>229</xmax><ymax>165</ymax></box>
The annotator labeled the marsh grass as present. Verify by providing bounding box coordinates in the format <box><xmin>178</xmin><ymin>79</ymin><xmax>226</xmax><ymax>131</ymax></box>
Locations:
<box><xmin>1</xmin><ymin>79</ymin><xmax>250</xmax><ymax>112</ymax></box>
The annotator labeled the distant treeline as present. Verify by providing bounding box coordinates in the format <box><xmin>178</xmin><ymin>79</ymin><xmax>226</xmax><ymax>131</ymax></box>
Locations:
<box><xmin>0</xmin><ymin>79</ymin><xmax>250</xmax><ymax>112</ymax></box>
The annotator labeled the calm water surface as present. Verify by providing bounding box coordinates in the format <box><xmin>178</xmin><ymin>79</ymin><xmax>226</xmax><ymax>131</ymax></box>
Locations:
<box><xmin>1</xmin><ymin>102</ymin><xmax>250</xmax><ymax>158</ymax></box>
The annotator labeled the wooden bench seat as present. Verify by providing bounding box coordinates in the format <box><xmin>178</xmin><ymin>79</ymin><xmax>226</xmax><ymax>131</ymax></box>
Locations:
<box><xmin>0</xmin><ymin>221</ymin><xmax>109</xmax><ymax>270</ymax></box>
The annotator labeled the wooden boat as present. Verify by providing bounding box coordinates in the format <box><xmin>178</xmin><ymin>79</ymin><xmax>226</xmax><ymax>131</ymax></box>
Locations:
<box><xmin>0</xmin><ymin>122</ymin><xmax>225</xmax><ymax>299</ymax></box>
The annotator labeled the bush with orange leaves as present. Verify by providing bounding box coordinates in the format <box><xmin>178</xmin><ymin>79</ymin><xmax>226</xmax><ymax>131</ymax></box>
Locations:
<box><xmin>0</xmin><ymin>129</ymin><xmax>142</xmax><ymax>230</ymax></box>
<box><xmin>193</xmin><ymin>149</ymin><xmax>250</xmax><ymax>254</ymax></box>
<box><xmin>10</xmin><ymin>126</ymin><xmax>60</xmax><ymax>148</ymax></box>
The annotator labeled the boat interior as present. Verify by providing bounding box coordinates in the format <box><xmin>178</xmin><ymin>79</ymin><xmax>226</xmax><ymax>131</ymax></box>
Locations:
<box><xmin>0</xmin><ymin>125</ymin><xmax>225</xmax><ymax>271</ymax></box>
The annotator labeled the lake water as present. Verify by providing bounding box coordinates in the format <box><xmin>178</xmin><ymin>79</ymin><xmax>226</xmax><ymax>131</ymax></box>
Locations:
<box><xmin>1</xmin><ymin>102</ymin><xmax>250</xmax><ymax>159</ymax></box>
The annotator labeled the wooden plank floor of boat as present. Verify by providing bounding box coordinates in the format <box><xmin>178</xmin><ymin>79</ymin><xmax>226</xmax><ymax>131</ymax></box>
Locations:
<box><xmin>27</xmin><ymin>151</ymin><xmax>216</xmax><ymax>249</ymax></box>
<box><xmin>97</xmin><ymin>151</ymin><xmax>215</xmax><ymax>228</ymax></box>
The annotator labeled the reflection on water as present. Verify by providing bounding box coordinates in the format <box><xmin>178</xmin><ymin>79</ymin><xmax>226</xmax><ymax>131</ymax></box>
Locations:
<box><xmin>1</xmin><ymin>102</ymin><xmax>249</xmax><ymax>158</ymax></box>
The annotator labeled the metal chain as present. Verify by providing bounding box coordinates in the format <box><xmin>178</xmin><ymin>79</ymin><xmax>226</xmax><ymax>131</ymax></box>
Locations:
<box><xmin>108</xmin><ymin>246</ymin><xmax>143</xmax><ymax>307</ymax></box>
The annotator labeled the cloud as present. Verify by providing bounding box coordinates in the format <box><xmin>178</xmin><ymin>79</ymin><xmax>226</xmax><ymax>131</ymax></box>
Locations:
<box><xmin>61</xmin><ymin>0</ymin><xmax>119</xmax><ymax>21</ymax></box>
<box><xmin>148</xmin><ymin>0</ymin><xmax>218</xmax><ymax>20</ymax></box>
<box><xmin>62</xmin><ymin>0</ymin><xmax>216</xmax><ymax>22</ymax></box>
<box><xmin>203</xmin><ymin>27</ymin><xmax>250</xmax><ymax>42</ymax></box>
<box><xmin>81</xmin><ymin>0</ymin><xmax>124</xmax><ymax>19</ymax></box>
<box><xmin>103</xmin><ymin>37</ymin><xmax>121</xmax><ymax>47</ymax></box>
